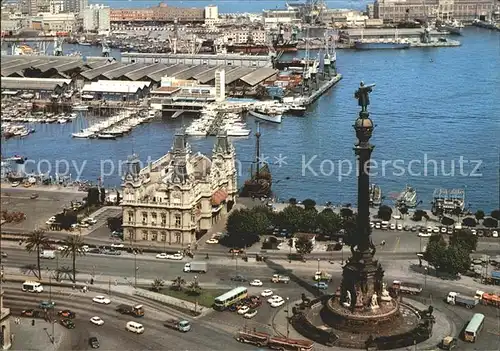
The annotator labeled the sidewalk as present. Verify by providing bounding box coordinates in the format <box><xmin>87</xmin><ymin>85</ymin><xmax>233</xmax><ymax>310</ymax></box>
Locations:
<box><xmin>10</xmin><ymin>319</ymin><xmax>66</xmax><ymax>351</ymax></box>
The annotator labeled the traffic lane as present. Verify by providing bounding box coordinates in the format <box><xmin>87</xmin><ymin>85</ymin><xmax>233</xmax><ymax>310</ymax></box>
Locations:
<box><xmin>4</xmin><ymin>285</ymin><xmax>249</xmax><ymax>351</ymax></box>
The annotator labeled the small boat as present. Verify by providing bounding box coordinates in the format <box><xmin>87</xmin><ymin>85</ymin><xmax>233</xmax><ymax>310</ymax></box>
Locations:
<box><xmin>288</xmin><ymin>104</ymin><xmax>306</xmax><ymax>116</ymax></box>
<box><xmin>97</xmin><ymin>134</ymin><xmax>116</xmax><ymax>140</ymax></box>
<box><xmin>72</xmin><ymin>104</ymin><xmax>89</xmax><ymax>111</ymax></box>
<box><xmin>72</xmin><ymin>130</ymin><xmax>94</xmax><ymax>138</ymax></box>
<box><xmin>57</xmin><ymin>118</ymin><xmax>69</xmax><ymax>124</ymax></box>
<box><xmin>248</xmin><ymin>108</ymin><xmax>282</xmax><ymax>124</ymax></box>
<box><xmin>78</xmin><ymin>41</ymin><xmax>92</xmax><ymax>46</ymax></box>
<box><xmin>11</xmin><ymin>181</ymin><xmax>20</xmax><ymax>187</ymax></box>
<box><xmin>397</xmin><ymin>185</ymin><xmax>417</xmax><ymax>208</ymax></box>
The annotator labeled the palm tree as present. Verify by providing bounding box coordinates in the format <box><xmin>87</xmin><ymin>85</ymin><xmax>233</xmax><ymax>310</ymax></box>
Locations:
<box><xmin>186</xmin><ymin>280</ymin><xmax>201</xmax><ymax>296</ymax></box>
<box><xmin>60</xmin><ymin>235</ymin><xmax>85</xmax><ymax>283</ymax></box>
<box><xmin>171</xmin><ymin>276</ymin><xmax>185</xmax><ymax>291</ymax></box>
<box><xmin>151</xmin><ymin>278</ymin><xmax>165</xmax><ymax>292</ymax></box>
<box><xmin>24</xmin><ymin>229</ymin><xmax>49</xmax><ymax>279</ymax></box>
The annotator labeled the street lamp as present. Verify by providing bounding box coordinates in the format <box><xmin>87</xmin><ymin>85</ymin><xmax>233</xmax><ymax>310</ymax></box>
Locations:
<box><xmin>317</xmin><ymin>259</ymin><xmax>321</xmax><ymax>296</ymax></box>
<box><xmin>134</xmin><ymin>251</ymin><xmax>138</xmax><ymax>288</ymax></box>
<box><xmin>286</xmin><ymin>297</ymin><xmax>290</xmax><ymax>339</ymax></box>
<box><xmin>424</xmin><ymin>266</ymin><xmax>428</xmax><ymax>293</ymax></box>
<box><xmin>46</xmin><ymin>267</ymin><xmax>54</xmax><ymax>344</ymax></box>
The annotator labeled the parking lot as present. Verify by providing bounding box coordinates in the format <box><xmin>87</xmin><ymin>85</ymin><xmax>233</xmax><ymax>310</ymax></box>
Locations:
<box><xmin>0</xmin><ymin>186</ymin><xmax>85</xmax><ymax>231</ymax></box>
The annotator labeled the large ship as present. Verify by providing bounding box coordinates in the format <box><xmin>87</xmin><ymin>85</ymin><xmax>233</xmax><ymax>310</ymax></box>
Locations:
<box><xmin>397</xmin><ymin>185</ymin><xmax>417</xmax><ymax>208</ymax></box>
<box><xmin>431</xmin><ymin>188</ymin><xmax>465</xmax><ymax>215</ymax></box>
<box><xmin>354</xmin><ymin>39</ymin><xmax>410</xmax><ymax>50</ymax></box>
<box><xmin>239</xmin><ymin>123</ymin><xmax>272</xmax><ymax>198</ymax></box>
<box><xmin>436</xmin><ymin>19</ymin><xmax>463</xmax><ymax>35</ymax></box>
<box><xmin>369</xmin><ymin>184</ymin><xmax>382</xmax><ymax>207</ymax></box>
<box><xmin>226</xmin><ymin>41</ymin><xmax>298</xmax><ymax>54</ymax></box>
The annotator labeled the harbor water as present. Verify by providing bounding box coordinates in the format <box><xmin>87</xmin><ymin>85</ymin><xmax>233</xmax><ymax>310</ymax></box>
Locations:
<box><xmin>2</xmin><ymin>28</ymin><xmax>499</xmax><ymax>211</ymax></box>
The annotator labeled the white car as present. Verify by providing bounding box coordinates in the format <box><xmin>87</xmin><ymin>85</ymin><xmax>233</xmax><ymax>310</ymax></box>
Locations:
<box><xmin>250</xmin><ymin>279</ymin><xmax>263</xmax><ymax>287</ymax></box>
<box><xmin>397</xmin><ymin>224</ymin><xmax>403</xmax><ymax>231</ymax></box>
<box><xmin>393</xmin><ymin>215</ymin><xmax>401</xmax><ymax>220</ymax></box>
<box><xmin>432</xmin><ymin>227</ymin><xmax>440</xmax><ymax>233</ymax></box>
<box><xmin>390</xmin><ymin>223</ymin><xmax>396</xmax><ymax>230</ymax></box>
<box><xmin>493</xmin><ymin>231</ymin><xmax>499</xmax><ymax>238</ymax></box>
<box><xmin>206</xmin><ymin>238</ymin><xmax>218</xmax><ymax>244</ymax></box>
<box><xmin>471</xmin><ymin>229</ymin><xmax>477</xmax><ymax>235</ymax></box>
<box><xmin>270</xmin><ymin>299</ymin><xmax>285</xmax><ymax>308</ymax></box>
<box><xmin>79</xmin><ymin>223</ymin><xmax>90</xmax><ymax>228</ymax></box>
<box><xmin>267</xmin><ymin>295</ymin><xmax>283</xmax><ymax>304</ymax></box>
<box><xmin>111</xmin><ymin>243</ymin><xmax>124</xmax><ymax>248</ymax></box>
<box><xmin>427</xmin><ymin>227</ymin><xmax>433</xmax><ymax>233</ymax></box>
<box><xmin>447</xmin><ymin>228</ymin><xmax>453</xmax><ymax>234</ymax></box>
<box><xmin>375</xmin><ymin>223</ymin><xmax>381</xmax><ymax>229</ymax></box>
<box><xmin>440</xmin><ymin>227</ymin><xmax>447</xmax><ymax>233</ymax></box>
<box><xmin>92</xmin><ymin>296</ymin><xmax>111</xmax><ymax>304</ymax></box>
<box><xmin>156</xmin><ymin>253</ymin><xmax>168</xmax><ymax>259</ymax></box>
<box><xmin>90</xmin><ymin>316</ymin><xmax>104</xmax><ymax>326</ymax></box>
<box><xmin>237</xmin><ymin>306</ymin><xmax>250</xmax><ymax>315</ymax></box>
<box><xmin>261</xmin><ymin>289</ymin><xmax>273</xmax><ymax>297</ymax></box>
<box><xmin>57</xmin><ymin>245</ymin><xmax>68</xmax><ymax>251</ymax></box>
<box><xmin>244</xmin><ymin>310</ymin><xmax>258</xmax><ymax>319</ymax></box>
<box><xmin>370</xmin><ymin>222</ymin><xmax>374</xmax><ymax>228</ymax></box>
<box><xmin>418</xmin><ymin>232</ymin><xmax>432</xmax><ymax>238</ymax></box>
<box><xmin>166</xmin><ymin>253</ymin><xmax>183</xmax><ymax>260</ymax></box>
<box><xmin>85</xmin><ymin>218</ymin><xmax>97</xmax><ymax>225</ymax></box>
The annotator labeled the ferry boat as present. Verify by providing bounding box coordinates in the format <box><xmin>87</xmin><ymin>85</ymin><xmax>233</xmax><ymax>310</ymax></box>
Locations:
<box><xmin>248</xmin><ymin>108</ymin><xmax>282</xmax><ymax>124</ymax></box>
<box><xmin>370</xmin><ymin>184</ymin><xmax>382</xmax><ymax>207</ymax></box>
<box><xmin>354</xmin><ymin>39</ymin><xmax>410</xmax><ymax>50</ymax></box>
<box><xmin>288</xmin><ymin>104</ymin><xmax>306</xmax><ymax>116</ymax></box>
<box><xmin>397</xmin><ymin>185</ymin><xmax>417</xmax><ymax>208</ymax></box>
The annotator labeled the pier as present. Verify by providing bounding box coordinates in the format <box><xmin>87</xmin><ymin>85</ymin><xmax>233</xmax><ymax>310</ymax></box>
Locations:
<box><xmin>301</xmin><ymin>74</ymin><xmax>343</xmax><ymax>106</ymax></box>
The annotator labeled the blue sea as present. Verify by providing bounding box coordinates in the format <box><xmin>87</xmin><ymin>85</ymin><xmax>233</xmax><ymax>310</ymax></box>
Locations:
<box><xmin>2</xmin><ymin>26</ymin><xmax>499</xmax><ymax>212</ymax></box>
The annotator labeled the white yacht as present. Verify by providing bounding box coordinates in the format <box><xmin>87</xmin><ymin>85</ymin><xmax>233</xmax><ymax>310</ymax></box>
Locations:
<box><xmin>72</xmin><ymin>104</ymin><xmax>89</xmax><ymax>111</ymax></box>
<box><xmin>72</xmin><ymin>130</ymin><xmax>94</xmax><ymax>138</ymax></box>
<box><xmin>248</xmin><ymin>107</ymin><xmax>282</xmax><ymax>124</ymax></box>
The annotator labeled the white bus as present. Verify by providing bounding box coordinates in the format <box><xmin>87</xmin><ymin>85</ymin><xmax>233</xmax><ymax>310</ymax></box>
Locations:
<box><xmin>22</xmin><ymin>281</ymin><xmax>44</xmax><ymax>293</ymax></box>
<box><xmin>464</xmin><ymin>313</ymin><xmax>485</xmax><ymax>342</ymax></box>
<box><xmin>214</xmin><ymin>286</ymin><xmax>248</xmax><ymax>310</ymax></box>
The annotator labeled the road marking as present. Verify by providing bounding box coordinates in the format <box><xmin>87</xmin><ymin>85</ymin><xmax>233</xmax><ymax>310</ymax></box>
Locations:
<box><xmin>393</xmin><ymin>236</ymin><xmax>400</xmax><ymax>253</ymax></box>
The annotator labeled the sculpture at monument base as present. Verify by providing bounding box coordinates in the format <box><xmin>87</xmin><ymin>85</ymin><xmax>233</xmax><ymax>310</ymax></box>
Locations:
<box><xmin>381</xmin><ymin>283</ymin><xmax>392</xmax><ymax>302</ymax></box>
<box><xmin>370</xmin><ymin>293</ymin><xmax>379</xmax><ymax>309</ymax></box>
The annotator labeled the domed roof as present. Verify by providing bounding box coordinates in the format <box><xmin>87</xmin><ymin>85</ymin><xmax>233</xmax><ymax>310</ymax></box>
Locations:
<box><xmin>354</xmin><ymin>117</ymin><xmax>373</xmax><ymax>128</ymax></box>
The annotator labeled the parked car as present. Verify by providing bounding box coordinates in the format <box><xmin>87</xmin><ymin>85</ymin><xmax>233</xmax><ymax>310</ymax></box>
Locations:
<box><xmin>57</xmin><ymin>310</ymin><xmax>76</xmax><ymax>319</ymax></box>
<box><xmin>237</xmin><ymin>306</ymin><xmax>250</xmax><ymax>315</ymax></box>
<box><xmin>60</xmin><ymin>318</ymin><xmax>75</xmax><ymax>329</ymax></box>
<box><xmin>230</xmin><ymin>275</ymin><xmax>247</xmax><ymax>282</ymax></box>
<box><xmin>418</xmin><ymin>232</ymin><xmax>432</xmax><ymax>238</ymax></box>
<box><xmin>110</xmin><ymin>243</ymin><xmax>124</xmax><ymax>249</ymax></box>
<box><xmin>1</xmin><ymin>251</ymin><xmax>7</xmax><ymax>258</ymax></box>
<box><xmin>270</xmin><ymin>299</ymin><xmax>285</xmax><ymax>308</ymax></box>
<box><xmin>313</xmin><ymin>282</ymin><xmax>329</xmax><ymax>290</ymax></box>
<box><xmin>244</xmin><ymin>309</ymin><xmax>258</xmax><ymax>319</ymax></box>
<box><xmin>39</xmin><ymin>301</ymin><xmax>55</xmax><ymax>309</ymax></box>
<box><xmin>156</xmin><ymin>253</ymin><xmax>168</xmax><ymax>259</ymax></box>
<box><xmin>21</xmin><ymin>309</ymin><xmax>40</xmax><ymax>317</ymax></box>
<box><xmin>261</xmin><ymin>289</ymin><xmax>273</xmax><ymax>297</ymax></box>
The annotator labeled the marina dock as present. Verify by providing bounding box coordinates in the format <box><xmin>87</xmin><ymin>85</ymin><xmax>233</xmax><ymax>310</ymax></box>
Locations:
<box><xmin>299</xmin><ymin>74</ymin><xmax>343</xmax><ymax>106</ymax></box>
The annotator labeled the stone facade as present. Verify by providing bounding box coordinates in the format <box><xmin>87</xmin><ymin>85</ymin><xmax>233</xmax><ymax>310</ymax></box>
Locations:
<box><xmin>121</xmin><ymin>132</ymin><xmax>237</xmax><ymax>247</ymax></box>
<box><xmin>0</xmin><ymin>289</ymin><xmax>12</xmax><ymax>350</ymax></box>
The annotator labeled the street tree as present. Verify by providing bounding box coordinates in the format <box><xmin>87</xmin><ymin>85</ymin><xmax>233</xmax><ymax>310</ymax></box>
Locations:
<box><xmin>186</xmin><ymin>280</ymin><xmax>202</xmax><ymax>296</ymax></box>
<box><xmin>399</xmin><ymin>205</ymin><xmax>409</xmax><ymax>218</ymax></box>
<box><xmin>441</xmin><ymin>216</ymin><xmax>455</xmax><ymax>226</ymax></box>
<box><xmin>288</xmin><ymin>198</ymin><xmax>297</xmax><ymax>205</ymax></box>
<box><xmin>340</xmin><ymin>207</ymin><xmax>354</xmax><ymax>218</ymax></box>
<box><xmin>302</xmin><ymin>199</ymin><xmax>317</xmax><ymax>211</ymax></box>
<box><xmin>151</xmin><ymin>278</ymin><xmax>165</xmax><ymax>292</ymax></box>
<box><xmin>483</xmin><ymin>217</ymin><xmax>499</xmax><ymax>228</ymax></box>
<box><xmin>377</xmin><ymin>205</ymin><xmax>392</xmax><ymax>221</ymax></box>
<box><xmin>450</xmin><ymin>229</ymin><xmax>478</xmax><ymax>252</ymax></box>
<box><xmin>316</xmin><ymin>209</ymin><xmax>342</xmax><ymax>237</ymax></box>
<box><xmin>475</xmin><ymin>210</ymin><xmax>485</xmax><ymax>221</ymax></box>
<box><xmin>490</xmin><ymin>209</ymin><xmax>500</xmax><ymax>221</ymax></box>
<box><xmin>24</xmin><ymin>229</ymin><xmax>50</xmax><ymax>279</ymax></box>
<box><xmin>441</xmin><ymin>245</ymin><xmax>470</xmax><ymax>276</ymax></box>
<box><xmin>171</xmin><ymin>276</ymin><xmax>185</xmax><ymax>291</ymax></box>
<box><xmin>423</xmin><ymin>235</ymin><xmax>447</xmax><ymax>269</ymax></box>
<box><xmin>20</xmin><ymin>264</ymin><xmax>38</xmax><ymax>278</ymax></box>
<box><xmin>294</xmin><ymin>236</ymin><xmax>313</xmax><ymax>256</ymax></box>
<box><xmin>461</xmin><ymin>217</ymin><xmax>477</xmax><ymax>227</ymax></box>
<box><xmin>299</xmin><ymin>209</ymin><xmax>318</xmax><ymax>232</ymax></box>
<box><xmin>224</xmin><ymin>208</ymin><xmax>267</xmax><ymax>248</ymax></box>
<box><xmin>60</xmin><ymin>235</ymin><xmax>86</xmax><ymax>283</ymax></box>
<box><xmin>278</xmin><ymin>205</ymin><xmax>306</xmax><ymax>234</ymax></box>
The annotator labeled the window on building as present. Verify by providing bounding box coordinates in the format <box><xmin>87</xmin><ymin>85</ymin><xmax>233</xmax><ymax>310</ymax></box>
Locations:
<box><xmin>142</xmin><ymin>212</ymin><xmax>148</xmax><ymax>223</ymax></box>
<box><xmin>142</xmin><ymin>230</ymin><xmax>148</xmax><ymax>240</ymax></box>
<box><xmin>128</xmin><ymin>211</ymin><xmax>134</xmax><ymax>223</ymax></box>
<box><xmin>151</xmin><ymin>212</ymin><xmax>157</xmax><ymax>225</ymax></box>
<box><xmin>161</xmin><ymin>231</ymin><xmax>167</xmax><ymax>242</ymax></box>
<box><xmin>175</xmin><ymin>232</ymin><xmax>181</xmax><ymax>243</ymax></box>
<box><xmin>151</xmin><ymin>231</ymin><xmax>158</xmax><ymax>241</ymax></box>
<box><xmin>175</xmin><ymin>214</ymin><xmax>181</xmax><ymax>227</ymax></box>
<box><xmin>161</xmin><ymin>213</ymin><xmax>167</xmax><ymax>226</ymax></box>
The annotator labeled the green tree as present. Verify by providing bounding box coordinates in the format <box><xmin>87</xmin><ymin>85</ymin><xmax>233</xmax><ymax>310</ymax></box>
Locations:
<box><xmin>294</xmin><ymin>236</ymin><xmax>313</xmax><ymax>256</ymax></box>
<box><xmin>377</xmin><ymin>205</ymin><xmax>392</xmax><ymax>221</ymax></box>
<box><xmin>225</xmin><ymin>208</ymin><xmax>268</xmax><ymax>247</ymax></box>
<box><xmin>399</xmin><ymin>205</ymin><xmax>409</xmax><ymax>218</ymax></box>
<box><xmin>441</xmin><ymin>245</ymin><xmax>470</xmax><ymax>276</ymax></box>
<box><xmin>423</xmin><ymin>235</ymin><xmax>447</xmax><ymax>269</ymax></box>
<box><xmin>299</xmin><ymin>209</ymin><xmax>318</xmax><ymax>232</ymax></box>
<box><xmin>87</xmin><ymin>187</ymin><xmax>100</xmax><ymax>206</ymax></box>
<box><xmin>278</xmin><ymin>205</ymin><xmax>306</xmax><ymax>234</ymax></box>
<box><xmin>340</xmin><ymin>207</ymin><xmax>354</xmax><ymax>218</ymax></box>
<box><xmin>288</xmin><ymin>198</ymin><xmax>297</xmax><ymax>205</ymax></box>
<box><xmin>490</xmin><ymin>209</ymin><xmax>500</xmax><ymax>221</ymax></box>
<box><xmin>302</xmin><ymin>199</ymin><xmax>316</xmax><ymax>211</ymax></box>
<box><xmin>151</xmin><ymin>278</ymin><xmax>165</xmax><ymax>292</ymax></box>
<box><xmin>186</xmin><ymin>280</ymin><xmax>202</xmax><ymax>296</ymax></box>
<box><xmin>60</xmin><ymin>235</ymin><xmax>86</xmax><ymax>283</ymax></box>
<box><xmin>316</xmin><ymin>209</ymin><xmax>342</xmax><ymax>237</ymax></box>
<box><xmin>171</xmin><ymin>276</ymin><xmax>185</xmax><ymax>291</ymax></box>
<box><xmin>475</xmin><ymin>210</ymin><xmax>485</xmax><ymax>221</ymax></box>
<box><xmin>462</xmin><ymin>217</ymin><xmax>477</xmax><ymax>227</ymax></box>
<box><xmin>441</xmin><ymin>216</ymin><xmax>455</xmax><ymax>226</ymax></box>
<box><xmin>24</xmin><ymin>229</ymin><xmax>50</xmax><ymax>279</ymax></box>
<box><xmin>449</xmin><ymin>229</ymin><xmax>478</xmax><ymax>252</ymax></box>
<box><xmin>483</xmin><ymin>217</ymin><xmax>498</xmax><ymax>228</ymax></box>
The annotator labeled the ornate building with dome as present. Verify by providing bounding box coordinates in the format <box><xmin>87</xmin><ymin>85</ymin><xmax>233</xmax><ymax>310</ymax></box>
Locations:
<box><xmin>121</xmin><ymin>131</ymin><xmax>238</xmax><ymax>247</ymax></box>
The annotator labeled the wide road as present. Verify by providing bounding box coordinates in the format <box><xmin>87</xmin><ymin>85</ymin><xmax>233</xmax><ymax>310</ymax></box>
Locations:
<box><xmin>2</xmin><ymin>282</ymin><xmax>256</xmax><ymax>351</ymax></box>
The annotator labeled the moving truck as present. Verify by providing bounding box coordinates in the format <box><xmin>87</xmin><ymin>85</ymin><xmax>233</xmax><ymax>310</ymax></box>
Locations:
<box><xmin>446</xmin><ymin>292</ymin><xmax>478</xmax><ymax>309</ymax></box>
<box><xmin>183</xmin><ymin>262</ymin><xmax>207</xmax><ymax>273</ymax></box>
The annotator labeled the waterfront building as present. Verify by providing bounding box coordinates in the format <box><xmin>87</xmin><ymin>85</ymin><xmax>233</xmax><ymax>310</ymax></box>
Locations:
<box><xmin>223</xmin><ymin>28</ymin><xmax>267</xmax><ymax>44</ymax></box>
<box><xmin>49</xmin><ymin>0</ymin><xmax>64</xmax><ymax>14</ymax></box>
<box><xmin>369</xmin><ymin>0</ymin><xmax>496</xmax><ymax>24</ymax></box>
<box><xmin>82</xmin><ymin>4</ymin><xmax>110</xmax><ymax>33</ymax></box>
<box><xmin>320</xmin><ymin>9</ymin><xmax>370</xmax><ymax>27</ymax></box>
<box><xmin>110</xmin><ymin>3</ymin><xmax>204</xmax><ymax>24</ymax></box>
<box><xmin>204</xmin><ymin>4</ymin><xmax>219</xmax><ymax>27</ymax></box>
<box><xmin>121</xmin><ymin>132</ymin><xmax>238</xmax><ymax>246</ymax></box>
<box><xmin>215</xmin><ymin>68</ymin><xmax>225</xmax><ymax>102</ymax></box>
<box><xmin>80</xmin><ymin>80</ymin><xmax>152</xmax><ymax>101</ymax></box>
<box><xmin>262</xmin><ymin>8</ymin><xmax>300</xmax><ymax>26</ymax></box>
<box><xmin>30</xmin><ymin>12</ymin><xmax>76</xmax><ymax>32</ymax></box>
<box><xmin>62</xmin><ymin>0</ymin><xmax>87</xmax><ymax>15</ymax></box>
<box><xmin>0</xmin><ymin>77</ymin><xmax>73</xmax><ymax>98</ymax></box>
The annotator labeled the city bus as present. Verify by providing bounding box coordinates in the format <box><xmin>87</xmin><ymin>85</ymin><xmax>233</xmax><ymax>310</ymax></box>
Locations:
<box><xmin>464</xmin><ymin>313</ymin><xmax>485</xmax><ymax>342</ymax></box>
<box><xmin>213</xmin><ymin>286</ymin><xmax>248</xmax><ymax>310</ymax></box>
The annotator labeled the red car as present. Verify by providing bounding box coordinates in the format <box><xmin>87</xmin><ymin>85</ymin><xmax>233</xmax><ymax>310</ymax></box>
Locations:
<box><xmin>58</xmin><ymin>310</ymin><xmax>76</xmax><ymax>319</ymax></box>
<box><xmin>21</xmin><ymin>309</ymin><xmax>40</xmax><ymax>317</ymax></box>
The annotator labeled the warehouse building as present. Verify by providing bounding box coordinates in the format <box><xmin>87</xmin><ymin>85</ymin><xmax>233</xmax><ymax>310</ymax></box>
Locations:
<box><xmin>1</xmin><ymin>77</ymin><xmax>73</xmax><ymax>99</ymax></box>
<box><xmin>80</xmin><ymin>80</ymin><xmax>153</xmax><ymax>101</ymax></box>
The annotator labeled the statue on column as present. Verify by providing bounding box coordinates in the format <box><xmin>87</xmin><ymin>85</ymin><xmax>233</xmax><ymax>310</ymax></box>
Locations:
<box><xmin>354</xmin><ymin>81</ymin><xmax>375</xmax><ymax>114</ymax></box>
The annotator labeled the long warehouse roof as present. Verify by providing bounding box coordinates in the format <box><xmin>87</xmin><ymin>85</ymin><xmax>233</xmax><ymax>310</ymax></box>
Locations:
<box><xmin>224</xmin><ymin>67</ymin><xmax>256</xmax><ymax>85</ymax></box>
<box><xmin>239</xmin><ymin>67</ymin><xmax>279</xmax><ymax>87</ymax></box>
<box><xmin>80</xmin><ymin>62</ymin><xmax>123</xmax><ymax>80</ymax></box>
<box><xmin>174</xmin><ymin>65</ymin><xmax>215</xmax><ymax>80</ymax></box>
<box><xmin>101</xmin><ymin>63</ymin><xmax>147</xmax><ymax>80</ymax></box>
<box><xmin>1</xmin><ymin>77</ymin><xmax>71</xmax><ymax>91</ymax></box>
<box><xmin>124</xmin><ymin>63</ymin><xmax>166</xmax><ymax>81</ymax></box>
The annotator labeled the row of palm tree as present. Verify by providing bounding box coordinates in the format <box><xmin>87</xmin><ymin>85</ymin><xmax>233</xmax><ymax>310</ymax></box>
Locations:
<box><xmin>24</xmin><ymin>229</ymin><xmax>85</xmax><ymax>283</ymax></box>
